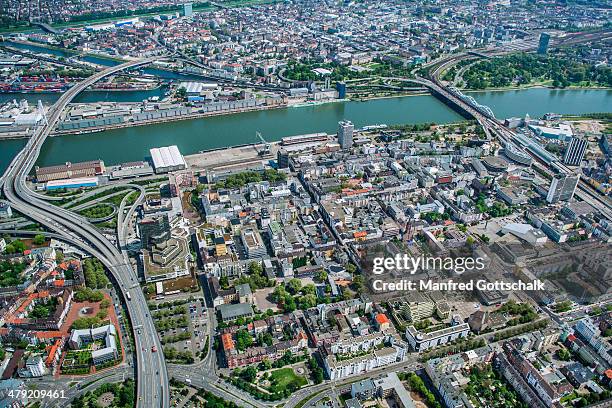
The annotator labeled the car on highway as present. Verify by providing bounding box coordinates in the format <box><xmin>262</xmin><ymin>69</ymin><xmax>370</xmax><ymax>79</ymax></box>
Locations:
<box><xmin>151</xmin><ymin>345</ymin><xmax>158</xmax><ymax>352</ymax></box>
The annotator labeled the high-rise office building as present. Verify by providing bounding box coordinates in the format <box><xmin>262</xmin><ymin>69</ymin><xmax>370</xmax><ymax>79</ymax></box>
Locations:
<box><xmin>277</xmin><ymin>149</ymin><xmax>290</xmax><ymax>169</ymax></box>
<box><xmin>336</xmin><ymin>81</ymin><xmax>346</xmax><ymax>99</ymax></box>
<box><xmin>183</xmin><ymin>3</ymin><xmax>193</xmax><ymax>16</ymax></box>
<box><xmin>563</xmin><ymin>137</ymin><xmax>588</xmax><ymax>166</ymax></box>
<box><xmin>138</xmin><ymin>214</ymin><xmax>171</xmax><ymax>249</ymax></box>
<box><xmin>338</xmin><ymin>120</ymin><xmax>354</xmax><ymax>149</ymax></box>
<box><xmin>546</xmin><ymin>173</ymin><xmax>579</xmax><ymax>203</ymax></box>
<box><xmin>538</xmin><ymin>32</ymin><xmax>550</xmax><ymax>55</ymax></box>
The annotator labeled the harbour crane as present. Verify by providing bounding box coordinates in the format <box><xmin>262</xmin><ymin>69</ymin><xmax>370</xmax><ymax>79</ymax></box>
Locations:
<box><xmin>256</xmin><ymin>131</ymin><xmax>271</xmax><ymax>156</ymax></box>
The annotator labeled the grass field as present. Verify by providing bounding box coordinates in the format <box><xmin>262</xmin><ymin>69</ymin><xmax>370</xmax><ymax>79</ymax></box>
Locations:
<box><xmin>266</xmin><ymin>368</ymin><xmax>307</xmax><ymax>393</ymax></box>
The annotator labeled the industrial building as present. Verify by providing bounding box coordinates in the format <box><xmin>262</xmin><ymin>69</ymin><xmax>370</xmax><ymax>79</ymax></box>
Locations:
<box><xmin>149</xmin><ymin>145</ymin><xmax>187</xmax><ymax>173</ymax></box>
<box><xmin>109</xmin><ymin>161</ymin><xmax>154</xmax><ymax>179</ymax></box>
<box><xmin>35</xmin><ymin>160</ymin><xmax>106</xmax><ymax>182</ymax></box>
<box><xmin>132</xmin><ymin>106</ymin><xmax>191</xmax><ymax>122</ymax></box>
<box><xmin>57</xmin><ymin>115</ymin><xmax>125</xmax><ymax>131</ymax></box>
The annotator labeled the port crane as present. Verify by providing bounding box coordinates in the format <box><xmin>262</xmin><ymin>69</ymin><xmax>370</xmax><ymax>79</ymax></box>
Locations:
<box><xmin>256</xmin><ymin>131</ymin><xmax>271</xmax><ymax>156</ymax></box>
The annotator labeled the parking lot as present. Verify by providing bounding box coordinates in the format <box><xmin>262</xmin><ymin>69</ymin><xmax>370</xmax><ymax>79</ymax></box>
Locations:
<box><xmin>150</xmin><ymin>295</ymin><xmax>209</xmax><ymax>362</ymax></box>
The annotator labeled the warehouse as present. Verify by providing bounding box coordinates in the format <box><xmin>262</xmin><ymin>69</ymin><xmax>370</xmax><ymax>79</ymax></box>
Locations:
<box><xmin>150</xmin><ymin>145</ymin><xmax>187</xmax><ymax>173</ymax></box>
<box><xmin>35</xmin><ymin>160</ymin><xmax>106</xmax><ymax>182</ymax></box>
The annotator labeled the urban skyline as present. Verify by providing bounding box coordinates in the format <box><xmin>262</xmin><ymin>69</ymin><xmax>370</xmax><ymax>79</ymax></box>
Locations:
<box><xmin>0</xmin><ymin>1</ymin><xmax>610</xmax><ymax>408</ymax></box>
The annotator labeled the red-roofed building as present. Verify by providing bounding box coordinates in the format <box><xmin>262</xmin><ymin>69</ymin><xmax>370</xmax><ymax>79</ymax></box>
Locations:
<box><xmin>375</xmin><ymin>313</ymin><xmax>390</xmax><ymax>331</ymax></box>
<box><xmin>221</xmin><ymin>333</ymin><xmax>234</xmax><ymax>352</ymax></box>
<box><xmin>353</xmin><ymin>231</ymin><xmax>367</xmax><ymax>240</ymax></box>
<box><xmin>45</xmin><ymin>339</ymin><xmax>62</xmax><ymax>368</ymax></box>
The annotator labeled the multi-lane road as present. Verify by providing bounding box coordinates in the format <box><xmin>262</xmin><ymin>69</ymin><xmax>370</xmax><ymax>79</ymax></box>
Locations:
<box><xmin>1</xmin><ymin>58</ymin><xmax>170</xmax><ymax>408</ymax></box>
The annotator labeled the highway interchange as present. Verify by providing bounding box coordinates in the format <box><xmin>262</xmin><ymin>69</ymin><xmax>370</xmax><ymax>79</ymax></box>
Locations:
<box><xmin>1</xmin><ymin>58</ymin><xmax>170</xmax><ymax>408</ymax></box>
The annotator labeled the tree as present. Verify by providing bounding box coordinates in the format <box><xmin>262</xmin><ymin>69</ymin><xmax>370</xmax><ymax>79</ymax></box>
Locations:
<box><xmin>298</xmin><ymin>294</ymin><xmax>317</xmax><ymax>310</ymax></box>
<box><xmin>260</xmin><ymin>358</ymin><xmax>272</xmax><ymax>370</ymax></box>
<box><xmin>352</xmin><ymin>275</ymin><xmax>364</xmax><ymax>293</ymax></box>
<box><xmin>302</xmin><ymin>284</ymin><xmax>316</xmax><ymax>295</ymax></box>
<box><xmin>556</xmin><ymin>348</ymin><xmax>571</xmax><ymax>361</ymax></box>
<box><xmin>33</xmin><ymin>234</ymin><xmax>45</xmax><ymax>245</ymax></box>
<box><xmin>176</xmin><ymin>86</ymin><xmax>187</xmax><ymax>100</ymax></box>
<box><xmin>286</xmin><ymin>278</ymin><xmax>302</xmax><ymax>295</ymax></box>
<box><xmin>284</xmin><ymin>296</ymin><xmax>297</xmax><ymax>313</ymax></box>
<box><xmin>316</xmin><ymin>270</ymin><xmax>328</xmax><ymax>282</ymax></box>
<box><xmin>262</xmin><ymin>332</ymin><xmax>273</xmax><ymax>347</ymax></box>
<box><xmin>240</xmin><ymin>365</ymin><xmax>257</xmax><ymax>383</ymax></box>
<box><xmin>5</xmin><ymin>240</ymin><xmax>26</xmax><ymax>254</ymax></box>
<box><xmin>235</xmin><ymin>330</ymin><xmax>253</xmax><ymax>351</ymax></box>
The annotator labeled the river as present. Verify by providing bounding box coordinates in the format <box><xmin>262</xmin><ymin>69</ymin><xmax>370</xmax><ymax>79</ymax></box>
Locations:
<box><xmin>0</xmin><ymin>87</ymin><xmax>608</xmax><ymax>173</ymax></box>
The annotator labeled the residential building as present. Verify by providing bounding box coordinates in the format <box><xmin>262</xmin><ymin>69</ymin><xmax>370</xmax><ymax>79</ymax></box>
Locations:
<box><xmin>405</xmin><ymin>317</ymin><xmax>470</xmax><ymax>352</ymax></box>
<box><xmin>0</xmin><ymin>201</ymin><xmax>12</xmax><ymax>219</ymax></box>
<box><xmin>69</xmin><ymin>324</ymin><xmax>119</xmax><ymax>365</ymax></box>
<box><xmin>240</xmin><ymin>228</ymin><xmax>267</xmax><ymax>259</ymax></box>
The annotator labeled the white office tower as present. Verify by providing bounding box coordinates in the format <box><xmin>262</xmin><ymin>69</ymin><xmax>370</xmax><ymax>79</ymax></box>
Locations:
<box><xmin>338</xmin><ymin>120</ymin><xmax>354</xmax><ymax>149</ymax></box>
<box><xmin>563</xmin><ymin>137</ymin><xmax>588</xmax><ymax>166</ymax></box>
<box><xmin>546</xmin><ymin>173</ymin><xmax>579</xmax><ymax>203</ymax></box>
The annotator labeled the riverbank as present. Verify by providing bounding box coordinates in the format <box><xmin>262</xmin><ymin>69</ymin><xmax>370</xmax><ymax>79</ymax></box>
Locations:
<box><xmin>4</xmin><ymin>91</ymin><xmax>429</xmax><ymax>140</ymax></box>
<box><xmin>51</xmin><ymin>103</ymin><xmax>285</xmax><ymax>137</ymax></box>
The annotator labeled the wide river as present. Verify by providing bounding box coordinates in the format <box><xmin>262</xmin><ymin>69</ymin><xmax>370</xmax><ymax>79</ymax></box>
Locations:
<box><xmin>0</xmin><ymin>88</ymin><xmax>610</xmax><ymax>173</ymax></box>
